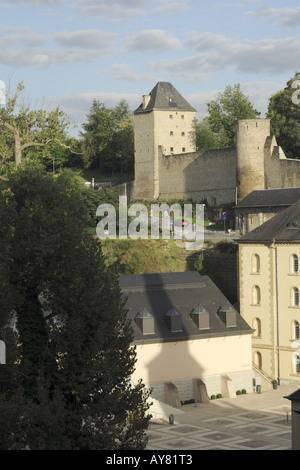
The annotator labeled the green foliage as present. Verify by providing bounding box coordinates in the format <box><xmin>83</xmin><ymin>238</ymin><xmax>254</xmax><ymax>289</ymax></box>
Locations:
<box><xmin>0</xmin><ymin>82</ymin><xmax>76</xmax><ymax>170</ymax></box>
<box><xmin>102</xmin><ymin>239</ymin><xmax>187</xmax><ymax>275</ymax></box>
<box><xmin>206</xmin><ymin>84</ymin><xmax>260</xmax><ymax>148</ymax></box>
<box><xmin>193</xmin><ymin>118</ymin><xmax>221</xmax><ymax>151</ymax></box>
<box><xmin>0</xmin><ymin>162</ymin><xmax>150</xmax><ymax>449</ymax></box>
<box><xmin>267</xmin><ymin>72</ymin><xmax>300</xmax><ymax>158</ymax></box>
<box><xmin>81</xmin><ymin>99</ymin><xmax>134</xmax><ymax>173</ymax></box>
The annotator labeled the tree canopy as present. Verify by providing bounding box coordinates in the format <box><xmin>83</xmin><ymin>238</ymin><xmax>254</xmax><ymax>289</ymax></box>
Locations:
<box><xmin>0</xmin><ymin>162</ymin><xmax>150</xmax><ymax>450</ymax></box>
<box><xmin>267</xmin><ymin>72</ymin><xmax>300</xmax><ymax>158</ymax></box>
<box><xmin>81</xmin><ymin>99</ymin><xmax>134</xmax><ymax>173</ymax></box>
<box><xmin>0</xmin><ymin>82</ymin><xmax>80</xmax><ymax>174</ymax></box>
<box><xmin>205</xmin><ymin>84</ymin><xmax>260</xmax><ymax>148</ymax></box>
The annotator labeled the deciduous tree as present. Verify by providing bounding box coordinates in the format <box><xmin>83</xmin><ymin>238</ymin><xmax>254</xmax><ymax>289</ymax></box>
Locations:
<box><xmin>0</xmin><ymin>82</ymin><xmax>80</xmax><ymax>171</ymax></box>
<box><xmin>267</xmin><ymin>72</ymin><xmax>300</xmax><ymax>158</ymax></box>
<box><xmin>206</xmin><ymin>84</ymin><xmax>260</xmax><ymax>148</ymax></box>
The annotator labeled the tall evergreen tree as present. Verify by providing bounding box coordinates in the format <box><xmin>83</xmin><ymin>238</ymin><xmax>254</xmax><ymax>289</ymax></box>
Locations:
<box><xmin>0</xmin><ymin>162</ymin><xmax>150</xmax><ymax>449</ymax></box>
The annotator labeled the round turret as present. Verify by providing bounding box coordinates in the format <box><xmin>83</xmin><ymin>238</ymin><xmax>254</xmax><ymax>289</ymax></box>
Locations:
<box><xmin>236</xmin><ymin>119</ymin><xmax>270</xmax><ymax>202</ymax></box>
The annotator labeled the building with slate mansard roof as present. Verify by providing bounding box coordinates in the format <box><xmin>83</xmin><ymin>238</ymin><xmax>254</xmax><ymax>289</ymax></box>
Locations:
<box><xmin>236</xmin><ymin>200</ymin><xmax>300</xmax><ymax>386</ymax></box>
<box><xmin>235</xmin><ymin>187</ymin><xmax>300</xmax><ymax>235</ymax></box>
<box><xmin>119</xmin><ymin>271</ymin><xmax>254</xmax><ymax>406</ymax></box>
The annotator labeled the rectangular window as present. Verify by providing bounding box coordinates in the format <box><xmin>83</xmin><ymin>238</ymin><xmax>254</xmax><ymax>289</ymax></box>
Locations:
<box><xmin>169</xmin><ymin>115</ymin><xmax>173</xmax><ymax>119</ymax></box>
<box><xmin>170</xmin><ymin>147</ymin><xmax>174</xmax><ymax>153</ymax></box>
<box><xmin>182</xmin><ymin>148</ymin><xmax>186</xmax><ymax>152</ymax></box>
<box><xmin>170</xmin><ymin>131</ymin><xmax>173</xmax><ymax>136</ymax></box>
<box><xmin>181</xmin><ymin>132</ymin><xmax>185</xmax><ymax>136</ymax></box>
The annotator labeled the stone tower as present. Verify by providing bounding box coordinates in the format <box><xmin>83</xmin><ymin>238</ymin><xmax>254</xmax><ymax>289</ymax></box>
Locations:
<box><xmin>133</xmin><ymin>82</ymin><xmax>196</xmax><ymax>200</ymax></box>
<box><xmin>236</xmin><ymin>119</ymin><xmax>271</xmax><ymax>202</ymax></box>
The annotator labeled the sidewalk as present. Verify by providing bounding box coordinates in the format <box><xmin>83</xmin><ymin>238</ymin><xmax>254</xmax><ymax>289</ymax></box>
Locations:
<box><xmin>146</xmin><ymin>381</ymin><xmax>299</xmax><ymax>450</ymax></box>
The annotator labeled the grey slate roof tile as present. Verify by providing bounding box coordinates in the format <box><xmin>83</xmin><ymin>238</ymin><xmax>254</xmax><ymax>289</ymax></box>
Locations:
<box><xmin>119</xmin><ymin>272</ymin><xmax>252</xmax><ymax>344</ymax></box>
<box><xmin>235</xmin><ymin>188</ymin><xmax>300</xmax><ymax>209</ymax></box>
<box><xmin>237</xmin><ymin>199</ymin><xmax>300</xmax><ymax>242</ymax></box>
<box><xmin>134</xmin><ymin>82</ymin><xmax>196</xmax><ymax>114</ymax></box>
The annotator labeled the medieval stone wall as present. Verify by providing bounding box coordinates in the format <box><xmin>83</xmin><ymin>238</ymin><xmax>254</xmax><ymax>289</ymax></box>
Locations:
<box><xmin>158</xmin><ymin>147</ymin><xmax>237</xmax><ymax>204</ymax></box>
<box><xmin>264</xmin><ymin>135</ymin><xmax>300</xmax><ymax>189</ymax></box>
<box><xmin>132</xmin><ymin>99</ymin><xmax>300</xmax><ymax>204</ymax></box>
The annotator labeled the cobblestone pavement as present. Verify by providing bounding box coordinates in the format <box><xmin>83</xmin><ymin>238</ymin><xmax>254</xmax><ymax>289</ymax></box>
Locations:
<box><xmin>146</xmin><ymin>382</ymin><xmax>299</xmax><ymax>450</ymax></box>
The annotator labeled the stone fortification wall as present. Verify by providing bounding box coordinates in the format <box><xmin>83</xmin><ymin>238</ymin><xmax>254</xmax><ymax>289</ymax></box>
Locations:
<box><xmin>264</xmin><ymin>135</ymin><xmax>300</xmax><ymax>189</ymax></box>
<box><xmin>236</xmin><ymin>119</ymin><xmax>270</xmax><ymax>202</ymax></box>
<box><xmin>133</xmin><ymin>112</ymin><xmax>156</xmax><ymax>200</ymax></box>
<box><xmin>158</xmin><ymin>147</ymin><xmax>237</xmax><ymax>204</ymax></box>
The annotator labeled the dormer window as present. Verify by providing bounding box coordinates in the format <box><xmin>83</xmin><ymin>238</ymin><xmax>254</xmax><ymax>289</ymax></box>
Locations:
<box><xmin>190</xmin><ymin>305</ymin><xmax>210</xmax><ymax>330</ymax></box>
<box><xmin>217</xmin><ymin>304</ymin><xmax>237</xmax><ymax>327</ymax></box>
<box><xmin>165</xmin><ymin>307</ymin><xmax>183</xmax><ymax>332</ymax></box>
<box><xmin>135</xmin><ymin>308</ymin><xmax>155</xmax><ymax>335</ymax></box>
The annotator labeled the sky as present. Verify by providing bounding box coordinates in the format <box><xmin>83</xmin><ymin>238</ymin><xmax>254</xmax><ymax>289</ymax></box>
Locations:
<box><xmin>1</xmin><ymin>0</ymin><xmax>300</xmax><ymax>136</ymax></box>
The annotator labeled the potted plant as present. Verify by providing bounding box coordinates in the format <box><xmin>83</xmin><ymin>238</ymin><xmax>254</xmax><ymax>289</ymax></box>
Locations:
<box><xmin>272</xmin><ymin>379</ymin><xmax>278</xmax><ymax>390</ymax></box>
<box><xmin>169</xmin><ymin>414</ymin><xmax>174</xmax><ymax>425</ymax></box>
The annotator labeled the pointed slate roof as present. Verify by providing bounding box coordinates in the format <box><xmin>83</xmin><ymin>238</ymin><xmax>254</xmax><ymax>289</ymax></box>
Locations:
<box><xmin>236</xmin><ymin>199</ymin><xmax>300</xmax><ymax>242</ymax></box>
<box><xmin>134</xmin><ymin>82</ymin><xmax>196</xmax><ymax>114</ymax></box>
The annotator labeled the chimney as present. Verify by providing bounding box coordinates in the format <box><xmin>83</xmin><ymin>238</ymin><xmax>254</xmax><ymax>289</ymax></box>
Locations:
<box><xmin>142</xmin><ymin>94</ymin><xmax>151</xmax><ymax>109</ymax></box>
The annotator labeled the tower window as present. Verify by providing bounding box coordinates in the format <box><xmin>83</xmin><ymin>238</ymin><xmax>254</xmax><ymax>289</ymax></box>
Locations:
<box><xmin>252</xmin><ymin>285</ymin><xmax>261</xmax><ymax>305</ymax></box>
<box><xmin>291</xmin><ymin>287</ymin><xmax>299</xmax><ymax>307</ymax></box>
<box><xmin>293</xmin><ymin>321</ymin><xmax>300</xmax><ymax>340</ymax></box>
<box><xmin>290</xmin><ymin>254</ymin><xmax>299</xmax><ymax>274</ymax></box>
<box><xmin>252</xmin><ymin>254</ymin><xmax>260</xmax><ymax>274</ymax></box>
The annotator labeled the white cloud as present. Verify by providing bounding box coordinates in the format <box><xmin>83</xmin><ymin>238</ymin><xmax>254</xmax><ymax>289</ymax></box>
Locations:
<box><xmin>249</xmin><ymin>7</ymin><xmax>300</xmax><ymax>28</ymax></box>
<box><xmin>150</xmin><ymin>33</ymin><xmax>300</xmax><ymax>80</ymax></box>
<box><xmin>59</xmin><ymin>91</ymin><xmax>142</xmax><ymax>132</ymax></box>
<box><xmin>0</xmin><ymin>0</ymin><xmax>64</xmax><ymax>6</ymax></box>
<box><xmin>75</xmin><ymin>0</ymin><xmax>148</xmax><ymax>20</ymax></box>
<box><xmin>54</xmin><ymin>29</ymin><xmax>117</xmax><ymax>51</ymax></box>
<box><xmin>0</xmin><ymin>27</ymin><xmax>118</xmax><ymax>68</ymax></box>
<box><xmin>154</xmin><ymin>0</ymin><xmax>190</xmax><ymax>15</ymax></box>
<box><xmin>126</xmin><ymin>29</ymin><xmax>181</xmax><ymax>53</ymax></box>
<box><xmin>110</xmin><ymin>63</ymin><xmax>159</xmax><ymax>84</ymax></box>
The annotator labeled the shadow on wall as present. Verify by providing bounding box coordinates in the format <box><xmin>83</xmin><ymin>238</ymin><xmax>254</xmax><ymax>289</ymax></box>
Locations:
<box><xmin>140</xmin><ymin>274</ymin><xmax>206</xmax><ymax>406</ymax></box>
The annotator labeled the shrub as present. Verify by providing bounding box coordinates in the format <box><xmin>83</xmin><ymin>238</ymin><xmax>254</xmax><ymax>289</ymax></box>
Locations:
<box><xmin>236</xmin><ymin>390</ymin><xmax>241</xmax><ymax>395</ymax></box>
<box><xmin>210</xmin><ymin>394</ymin><xmax>216</xmax><ymax>400</ymax></box>
<box><xmin>242</xmin><ymin>389</ymin><xmax>247</xmax><ymax>394</ymax></box>
<box><xmin>216</xmin><ymin>393</ymin><xmax>223</xmax><ymax>399</ymax></box>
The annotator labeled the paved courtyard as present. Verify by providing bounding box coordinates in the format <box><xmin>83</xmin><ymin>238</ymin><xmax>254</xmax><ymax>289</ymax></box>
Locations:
<box><xmin>146</xmin><ymin>381</ymin><xmax>299</xmax><ymax>450</ymax></box>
